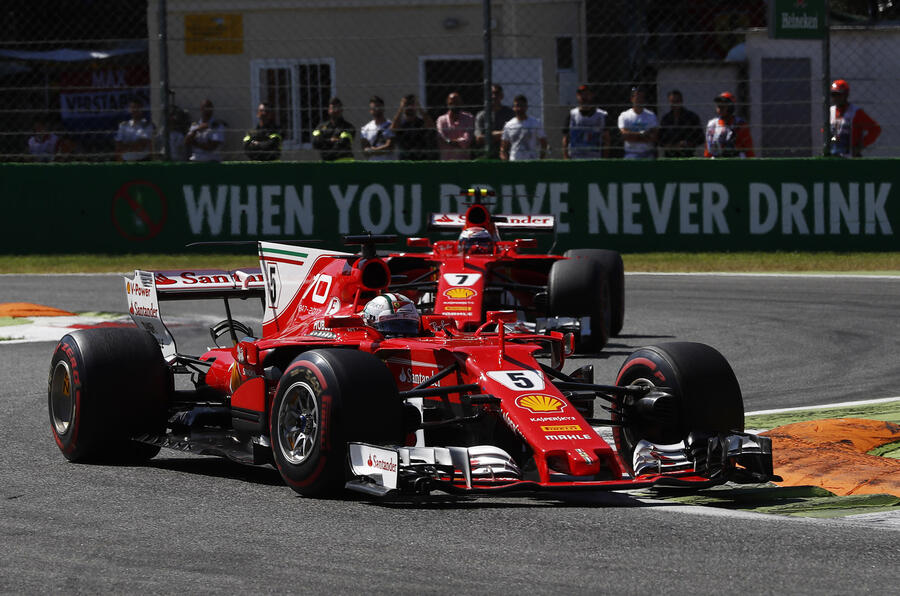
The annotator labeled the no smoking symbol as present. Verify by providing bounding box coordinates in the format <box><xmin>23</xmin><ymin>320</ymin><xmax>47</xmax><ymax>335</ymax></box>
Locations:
<box><xmin>112</xmin><ymin>180</ymin><xmax>168</xmax><ymax>241</ymax></box>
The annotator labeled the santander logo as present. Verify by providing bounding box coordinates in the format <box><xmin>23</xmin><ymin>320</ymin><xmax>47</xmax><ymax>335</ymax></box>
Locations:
<box><xmin>368</xmin><ymin>454</ymin><xmax>397</xmax><ymax>472</ymax></box>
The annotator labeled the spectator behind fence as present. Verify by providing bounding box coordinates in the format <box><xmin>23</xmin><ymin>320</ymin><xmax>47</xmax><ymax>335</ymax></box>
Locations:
<box><xmin>829</xmin><ymin>79</ymin><xmax>881</xmax><ymax>158</ymax></box>
<box><xmin>243</xmin><ymin>102</ymin><xmax>282</xmax><ymax>161</ymax></box>
<box><xmin>704</xmin><ymin>92</ymin><xmax>754</xmax><ymax>158</ymax></box>
<box><xmin>500</xmin><ymin>95</ymin><xmax>547</xmax><ymax>161</ymax></box>
<box><xmin>391</xmin><ymin>94</ymin><xmax>436</xmax><ymax>161</ymax></box>
<box><xmin>312</xmin><ymin>97</ymin><xmax>356</xmax><ymax>161</ymax></box>
<box><xmin>162</xmin><ymin>104</ymin><xmax>191</xmax><ymax>161</ymax></box>
<box><xmin>185</xmin><ymin>99</ymin><xmax>226</xmax><ymax>162</ymax></box>
<box><xmin>658</xmin><ymin>89</ymin><xmax>704</xmax><ymax>158</ymax></box>
<box><xmin>27</xmin><ymin>114</ymin><xmax>61</xmax><ymax>162</ymax></box>
<box><xmin>618</xmin><ymin>86</ymin><xmax>658</xmax><ymax>159</ymax></box>
<box><xmin>436</xmin><ymin>92</ymin><xmax>475</xmax><ymax>160</ymax></box>
<box><xmin>114</xmin><ymin>98</ymin><xmax>154</xmax><ymax>162</ymax></box>
<box><xmin>475</xmin><ymin>84</ymin><xmax>515</xmax><ymax>159</ymax></box>
<box><xmin>360</xmin><ymin>95</ymin><xmax>395</xmax><ymax>161</ymax></box>
<box><xmin>562</xmin><ymin>84</ymin><xmax>609</xmax><ymax>159</ymax></box>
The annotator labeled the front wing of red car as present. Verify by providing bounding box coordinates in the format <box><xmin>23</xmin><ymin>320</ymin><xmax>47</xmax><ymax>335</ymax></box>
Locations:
<box><xmin>346</xmin><ymin>431</ymin><xmax>775</xmax><ymax>497</ymax></box>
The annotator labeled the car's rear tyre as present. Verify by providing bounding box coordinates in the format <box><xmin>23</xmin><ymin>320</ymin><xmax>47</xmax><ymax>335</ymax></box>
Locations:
<box><xmin>48</xmin><ymin>328</ymin><xmax>170</xmax><ymax>463</ymax></box>
<box><xmin>270</xmin><ymin>349</ymin><xmax>403</xmax><ymax>497</ymax></box>
<box><xmin>613</xmin><ymin>342</ymin><xmax>744</xmax><ymax>475</ymax></box>
<box><xmin>564</xmin><ymin>249</ymin><xmax>625</xmax><ymax>336</ymax></box>
<box><xmin>547</xmin><ymin>257</ymin><xmax>610</xmax><ymax>352</ymax></box>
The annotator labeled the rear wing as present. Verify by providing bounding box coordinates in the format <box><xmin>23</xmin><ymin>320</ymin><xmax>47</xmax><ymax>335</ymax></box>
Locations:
<box><xmin>124</xmin><ymin>268</ymin><xmax>265</xmax><ymax>361</ymax></box>
<box><xmin>429</xmin><ymin>213</ymin><xmax>556</xmax><ymax>233</ymax></box>
<box><xmin>141</xmin><ymin>268</ymin><xmax>265</xmax><ymax>301</ymax></box>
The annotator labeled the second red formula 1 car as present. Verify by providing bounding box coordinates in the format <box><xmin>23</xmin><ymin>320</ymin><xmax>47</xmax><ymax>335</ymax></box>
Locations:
<box><xmin>386</xmin><ymin>189</ymin><xmax>625</xmax><ymax>352</ymax></box>
<box><xmin>48</xmin><ymin>235</ymin><xmax>775</xmax><ymax>498</ymax></box>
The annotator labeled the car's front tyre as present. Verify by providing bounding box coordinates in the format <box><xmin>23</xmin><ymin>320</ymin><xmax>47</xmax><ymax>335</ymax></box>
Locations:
<box><xmin>613</xmin><ymin>342</ymin><xmax>744</xmax><ymax>475</ymax></box>
<box><xmin>270</xmin><ymin>349</ymin><xmax>403</xmax><ymax>497</ymax></box>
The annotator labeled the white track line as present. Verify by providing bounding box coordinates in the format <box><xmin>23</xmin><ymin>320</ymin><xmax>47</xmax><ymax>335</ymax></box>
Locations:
<box><xmin>627</xmin><ymin>272</ymin><xmax>899</xmax><ymax>279</ymax></box>
<box><xmin>747</xmin><ymin>396</ymin><xmax>900</xmax><ymax>416</ymax></box>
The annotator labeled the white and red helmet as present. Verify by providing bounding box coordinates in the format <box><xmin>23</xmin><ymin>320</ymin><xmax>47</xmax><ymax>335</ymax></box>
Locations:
<box><xmin>458</xmin><ymin>226</ymin><xmax>493</xmax><ymax>254</ymax></box>
<box><xmin>831</xmin><ymin>79</ymin><xmax>850</xmax><ymax>95</ymax></box>
<box><xmin>361</xmin><ymin>293</ymin><xmax>420</xmax><ymax>336</ymax></box>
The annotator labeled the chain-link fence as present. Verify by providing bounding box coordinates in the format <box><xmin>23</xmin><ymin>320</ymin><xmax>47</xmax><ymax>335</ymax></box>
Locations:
<box><xmin>2</xmin><ymin>0</ymin><xmax>898</xmax><ymax>162</ymax></box>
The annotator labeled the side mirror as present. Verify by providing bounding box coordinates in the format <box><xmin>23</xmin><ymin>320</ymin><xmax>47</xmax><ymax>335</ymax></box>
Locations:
<box><xmin>407</xmin><ymin>237</ymin><xmax>431</xmax><ymax>248</ymax></box>
<box><xmin>514</xmin><ymin>238</ymin><xmax>538</xmax><ymax>250</ymax></box>
<box><xmin>486</xmin><ymin>310</ymin><xmax>517</xmax><ymax>324</ymax></box>
<box><xmin>563</xmin><ymin>332</ymin><xmax>576</xmax><ymax>357</ymax></box>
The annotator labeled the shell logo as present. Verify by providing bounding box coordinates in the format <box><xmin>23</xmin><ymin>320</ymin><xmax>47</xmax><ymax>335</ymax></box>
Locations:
<box><xmin>444</xmin><ymin>287</ymin><xmax>476</xmax><ymax>299</ymax></box>
<box><xmin>515</xmin><ymin>394</ymin><xmax>566</xmax><ymax>413</ymax></box>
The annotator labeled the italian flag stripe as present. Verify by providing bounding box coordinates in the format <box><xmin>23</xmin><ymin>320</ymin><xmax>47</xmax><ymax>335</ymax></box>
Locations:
<box><xmin>261</xmin><ymin>247</ymin><xmax>308</xmax><ymax>259</ymax></box>
<box><xmin>262</xmin><ymin>255</ymin><xmax>305</xmax><ymax>267</ymax></box>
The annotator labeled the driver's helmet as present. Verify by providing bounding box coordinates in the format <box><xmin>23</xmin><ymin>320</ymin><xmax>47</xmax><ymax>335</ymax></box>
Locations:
<box><xmin>459</xmin><ymin>226</ymin><xmax>493</xmax><ymax>254</ymax></box>
<box><xmin>361</xmin><ymin>293</ymin><xmax>420</xmax><ymax>336</ymax></box>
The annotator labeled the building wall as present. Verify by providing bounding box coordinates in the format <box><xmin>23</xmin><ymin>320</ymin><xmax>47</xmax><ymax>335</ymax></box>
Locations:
<box><xmin>746</xmin><ymin>26</ymin><xmax>899</xmax><ymax>157</ymax></box>
<box><xmin>148</xmin><ymin>0</ymin><xmax>585</xmax><ymax>161</ymax></box>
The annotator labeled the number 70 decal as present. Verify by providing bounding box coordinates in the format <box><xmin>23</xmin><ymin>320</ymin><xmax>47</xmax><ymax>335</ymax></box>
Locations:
<box><xmin>486</xmin><ymin>370</ymin><xmax>545</xmax><ymax>391</ymax></box>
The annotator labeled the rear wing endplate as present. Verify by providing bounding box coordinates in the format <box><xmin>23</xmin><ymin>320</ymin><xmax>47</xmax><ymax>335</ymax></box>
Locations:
<box><xmin>124</xmin><ymin>268</ymin><xmax>265</xmax><ymax>361</ymax></box>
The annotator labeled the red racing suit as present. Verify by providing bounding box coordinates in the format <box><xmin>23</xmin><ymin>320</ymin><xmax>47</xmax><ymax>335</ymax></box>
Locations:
<box><xmin>704</xmin><ymin>115</ymin><xmax>754</xmax><ymax>158</ymax></box>
<box><xmin>830</xmin><ymin>103</ymin><xmax>881</xmax><ymax>157</ymax></box>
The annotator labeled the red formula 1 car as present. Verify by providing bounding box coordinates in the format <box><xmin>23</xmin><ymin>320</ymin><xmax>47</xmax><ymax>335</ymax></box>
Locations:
<box><xmin>386</xmin><ymin>190</ymin><xmax>625</xmax><ymax>352</ymax></box>
<box><xmin>47</xmin><ymin>236</ymin><xmax>775</xmax><ymax>498</ymax></box>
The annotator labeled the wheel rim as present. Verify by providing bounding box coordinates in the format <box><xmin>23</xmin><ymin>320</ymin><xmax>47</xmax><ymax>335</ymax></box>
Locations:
<box><xmin>620</xmin><ymin>377</ymin><xmax>654</xmax><ymax>455</ymax></box>
<box><xmin>276</xmin><ymin>380</ymin><xmax>319</xmax><ymax>465</ymax></box>
<box><xmin>50</xmin><ymin>359</ymin><xmax>76</xmax><ymax>436</ymax></box>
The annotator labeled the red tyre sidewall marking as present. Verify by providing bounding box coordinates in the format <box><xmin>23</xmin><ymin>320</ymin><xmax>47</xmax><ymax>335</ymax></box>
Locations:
<box><xmin>53</xmin><ymin>340</ymin><xmax>83</xmax><ymax>455</ymax></box>
<box><xmin>615</xmin><ymin>356</ymin><xmax>666</xmax><ymax>385</ymax></box>
<box><xmin>614</xmin><ymin>356</ymin><xmax>668</xmax><ymax>457</ymax></box>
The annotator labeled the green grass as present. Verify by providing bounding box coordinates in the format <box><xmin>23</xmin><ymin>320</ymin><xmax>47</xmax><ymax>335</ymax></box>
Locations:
<box><xmin>622</xmin><ymin>251</ymin><xmax>900</xmax><ymax>274</ymax></box>
<box><xmin>745</xmin><ymin>399</ymin><xmax>900</xmax><ymax>429</ymax></box>
<box><xmin>1</xmin><ymin>252</ymin><xmax>898</xmax><ymax>274</ymax></box>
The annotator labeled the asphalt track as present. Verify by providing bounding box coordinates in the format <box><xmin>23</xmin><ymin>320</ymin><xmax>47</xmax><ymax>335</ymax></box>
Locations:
<box><xmin>1</xmin><ymin>273</ymin><xmax>899</xmax><ymax>593</ymax></box>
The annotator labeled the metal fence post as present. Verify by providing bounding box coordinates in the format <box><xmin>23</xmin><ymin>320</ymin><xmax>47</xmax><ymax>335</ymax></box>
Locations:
<box><xmin>158</xmin><ymin>0</ymin><xmax>171</xmax><ymax>161</ymax></box>
<box><xmin>822</xmin><ymin>0</ymin><xmax>831</xmax><ymax>156</ymax></box>
<box><xmin>483</xmin><ymin>0</ymin><xmax>493</xmax><ymax>159</ymax></box>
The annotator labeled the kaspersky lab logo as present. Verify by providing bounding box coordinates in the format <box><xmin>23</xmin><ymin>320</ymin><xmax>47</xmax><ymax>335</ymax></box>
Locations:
<box><xmin>515</xmin><ymin>394</ymin><xmax>566</xmax><ymax>413</ymax></box>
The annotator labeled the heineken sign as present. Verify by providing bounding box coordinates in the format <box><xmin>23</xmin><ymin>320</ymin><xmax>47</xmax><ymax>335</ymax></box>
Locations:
<box><xmin>769</xmin><ymin>0</ymin><xmax>827</xmax><ymax>40</ymax></box>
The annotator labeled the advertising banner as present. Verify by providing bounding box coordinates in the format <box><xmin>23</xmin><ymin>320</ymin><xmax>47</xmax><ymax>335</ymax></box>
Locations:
<box><xmin>768</xmin><ymin>0</ymin><xmax>827</xmax><ymax>40</ymax></box>
<box><xmin>0</xmin><ymin>159</ymin><xmax>895</xmax><ymax>254</ymax></box>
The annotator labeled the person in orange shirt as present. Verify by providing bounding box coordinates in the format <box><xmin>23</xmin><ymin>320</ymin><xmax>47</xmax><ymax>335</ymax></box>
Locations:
<box><xmin>829</xmin><ymin>79</ymin><xmax>881</xmax><ymax>158</ymax></box>
<box><xmin>704</xmin><ymin>92</ymin><xmax>754</xmax><ymax>158</ymax></box>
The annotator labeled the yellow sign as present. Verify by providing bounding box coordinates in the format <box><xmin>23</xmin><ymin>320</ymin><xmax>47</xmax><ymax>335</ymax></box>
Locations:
<box><xmin>185</xmin><ymin>14</ymin><xmax>243</xmax><ymax>55</ymax></box>
<box><xmin>541</xmin><ymin>425</ymin><xmax>582</xmax><ymax>432</ymax></box>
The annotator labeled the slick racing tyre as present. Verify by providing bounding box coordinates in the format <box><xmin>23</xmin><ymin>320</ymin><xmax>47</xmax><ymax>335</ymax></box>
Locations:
<box><xmin>564</xmin><ymin>249</ymin><xmax>624</xmax><ymax>336</ymax></box>
<box><xmin>613</xmin><ymin>342</ymin><xmax>744</xmax><ymax>475</ymax></box>
<box><xmin>48</xmin><ymin>328</ymin><xmax>170</xmax><ymax>463</ymax></box>
<box><xmin>270</xmin><ymin>349</ymin><xmax>404</xmax><ymax>497</ymax></box>
<box><xmin>547</xmin><ymin>256</ymin><xmax>610</xmax><ymax>352</ymax></box>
